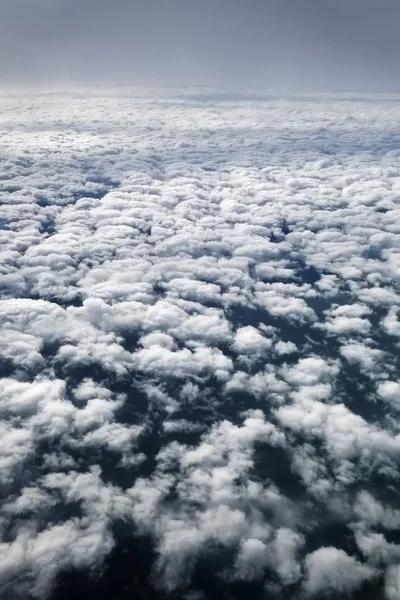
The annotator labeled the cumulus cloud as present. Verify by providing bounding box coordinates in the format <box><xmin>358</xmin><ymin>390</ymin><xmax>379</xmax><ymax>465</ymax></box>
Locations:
<box><xmin>1</xmin><ymin>87</ymin><xmax>400</xmax><ymax>599</ymax></box>
<box><xmin>302</xmin><ymin>547</ymin><xmax>376</xmax><ymax>596</ymax></box>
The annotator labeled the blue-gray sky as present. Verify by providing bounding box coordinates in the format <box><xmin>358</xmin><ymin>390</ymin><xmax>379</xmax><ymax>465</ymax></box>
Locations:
<box><xmin>2</xmin><ymin>1</ymin><xmax>400</xmax><ymax>88</ymax></box>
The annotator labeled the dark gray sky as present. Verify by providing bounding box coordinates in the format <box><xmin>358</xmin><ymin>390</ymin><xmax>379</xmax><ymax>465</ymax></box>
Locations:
<box><xmin>1</xmin><ymin>0</ymin><xmax>400</xmax><ymax>88</ymax></box>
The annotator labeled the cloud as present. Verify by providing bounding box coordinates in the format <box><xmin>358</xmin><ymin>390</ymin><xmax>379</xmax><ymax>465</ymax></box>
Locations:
<box><xmin>0</xmin><ymin>468</ymin><xmax>121</xmax><ymax>598</ymax></box>
<box><xmin>385</xmin><ymin>565</ymin><xmax>400</xmax><ymax>600</ymax></box>
<box><xmin>128</xmin><ymin>410</ymin><xmax>290</xmax><ymax>591</ymax></box>
<box><xmin>377</xmin><ymin>381</ymin><xmax>400</xmax><ymax>409</ymax></box>
<box><xmin>302</xmin><ymin>547</ymin><xmax>376</xmax><ymax>596</ymax></box>
<box><xmin>1</xmin><ymin>87</ymin><xmax>400</xmax><ymax>598</ymax></box>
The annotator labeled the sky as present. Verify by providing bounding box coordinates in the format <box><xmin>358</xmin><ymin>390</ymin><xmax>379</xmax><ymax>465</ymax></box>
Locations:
<box><xmin>1</xmin><ymin>0</ymin><xmax>400</xmax><ymax>87</ymax></box>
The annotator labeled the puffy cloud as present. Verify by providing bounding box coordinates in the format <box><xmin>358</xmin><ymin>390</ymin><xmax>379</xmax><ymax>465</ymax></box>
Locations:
<box><xmin>302</xmin><ymin>547</ymin><xmax>376</xmax><ymax>596</ymax></box>
<box><xmin>232</xmin><ymin>528</ymin><xmax>304</xmax><ymax>585</ymax></box>
<box><xmin>377</xmin><ymin>380</ymin><xmax>400</xmax><ymax>409</ymax></box>
<box><xmin>0</xmin><ymin>466</ymin><xmax>131</xmax><ymax>598</ymax></box>
<box><xmin>128</xmin><ymin>410</ymin><xmax>291</xmax><ymax>591</ymax></box>
<box><xmin>1</xmin><ymin>87</ymin><xmax>400</xmax><ymax>598</ymax></box>
<box><xmin>340</xmin><ymin>342</ymin><xmax>384</xmax><ymax>370</ymax></box>
<box><xmin>321</xmin><ymin>303</ymin><xmax>372</xmax><ymax>336</ymax></box>
<box><xmin>233</xmin><ymin>325</ymin><xmax>272</xmax><ymax>355</ymax></box>
<box><xmin>385</xmin><ymin>564</ymin><xmax>400</xmax><ymax>600</ymax></box>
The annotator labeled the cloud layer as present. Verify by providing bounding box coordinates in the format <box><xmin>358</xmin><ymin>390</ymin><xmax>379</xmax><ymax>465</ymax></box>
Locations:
<box><xmin>1</xmin><ymin>88</ymin><xmax>400</xmax><ymax>599</ymax></box>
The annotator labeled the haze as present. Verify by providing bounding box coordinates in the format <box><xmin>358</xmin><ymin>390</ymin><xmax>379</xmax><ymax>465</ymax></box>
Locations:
<box><xmin>1</xmin><ymin>0</ymin><xmax>400</xmax><ymax>88</ymax></box>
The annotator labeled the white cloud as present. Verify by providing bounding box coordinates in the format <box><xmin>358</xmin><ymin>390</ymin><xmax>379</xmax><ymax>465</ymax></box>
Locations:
<box><xmin>321</xmin><ymin>303</ymin><xmax>372</xmax><ymax>336</ymax></box>
<box><xmin>233</xmin><ymin>325</ymin><xmax>272</xmax><ymax>355</ymax></box>
<box><xmin>340</xmin><ymin>342</ymin><xmax>384</xmax><ymax>370</ymax></box>
<box><xmin>385</xmin><ymin>564</ymin><xmax>400</xmax><ymax>600</ymax></box>
<box><xmin>377</xmin><ymin>380</ymin><xmax>400</xmax><ymax>409</ymax></box>
<box><xmin>1</xmin><ymin>88</ymin><xmax>400</xmax><ymax>598</ymax></box>
<box><xmin>302</xmin><ymin>547</ymin><xmax>376</xmax><ymax>596</ymax></box>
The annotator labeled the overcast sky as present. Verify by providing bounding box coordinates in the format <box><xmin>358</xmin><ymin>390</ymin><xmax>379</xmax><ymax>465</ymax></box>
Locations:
<box><xmin>1</xmin><ymin>0</ymin><xmax>400</xmax><ymax>88</ymax></box>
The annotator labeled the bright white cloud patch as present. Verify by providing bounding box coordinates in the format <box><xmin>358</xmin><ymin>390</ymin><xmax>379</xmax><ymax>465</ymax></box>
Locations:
<box><xmin>302</xmin><ymin>547</ymin><xmax>376</xmax><ymax>596</ymax></box>
<box><xmin>0</xmin><ymin>87</ymin><xmax>400</xmax><ymax>599</ymax></box>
